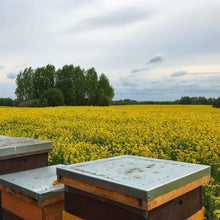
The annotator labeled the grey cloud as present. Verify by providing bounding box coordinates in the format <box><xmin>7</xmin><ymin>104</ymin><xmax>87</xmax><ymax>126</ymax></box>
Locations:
<box><xmin>7</xmin><ymin>73</ymin><xmax>17</xmax><ymax>79</ymax></box>
<box><xmin>131</xmin><ymin>67</ymin><xmax>149</xmax><ymax>73</ymax></box>
<box><xmin>190</xmin><ymin>72</ymin><xmax>220</xmax><ymax>75</ymax></box>
<box><xmin>115</xmin><ymin>71</ymin><xmax>220</xmax><ymax>101</ymax></box>
<box><xmin>70</xmin><ymin>7</ymin><xmax>152</xmax><ymax>32</ymax></box>
<box><xmin>0</xmin><ymin>66</ymin><xmax>3</xmax><ymax>69</ymax></box>
<box><xmin>148</xmin><ymin>55</ymin><xmax>163</xmax><ymax>64</ymax></box>
<box><xmin>120</xmin><ymin>77</ymin><xmax>137</xmax><ymax>87</ymax></box>
<box><xmin>171</xmin><ymin>71</ymin><xmax>188</xmax><ymax>77</ymax></box>
<box><xmin>152</xmin><ymin>81</ymin><xmax>162</xmax><ymax>84</ymax></box>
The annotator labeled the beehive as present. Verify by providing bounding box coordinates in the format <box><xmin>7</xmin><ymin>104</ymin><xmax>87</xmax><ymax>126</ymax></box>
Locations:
<box><xmin>0</xmin><ymin>135</ymin><xmax>52</xmax><ymax>175</ymax></box>
<box><xmin>0</xmin><ymin>135</ymin><xmax>52</xmax><ymax>219</ymax></box>
<box><xmin>0</xmin><ymin>165</ymin><xmax>64</xmax><ymax>220</ymax></box>
<box><xmin>57</xmin><ymin>155</ymin><xmax>211</xmax><ymax>220</ymax></box>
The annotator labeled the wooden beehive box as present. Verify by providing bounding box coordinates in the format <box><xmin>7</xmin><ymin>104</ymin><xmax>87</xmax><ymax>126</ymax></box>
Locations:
<box><xmin>0</xmin><ymin>165</ymin><xmax>64</xmax><ymax>220</ymax></box>
<box><xmin>0</xmin><ymin>135</ymin><xmax>52</xmax><ymax>175</ymax></box>
<box><xmin>57</xmin><ymin>155</ymin><xmax>211</xmax><ymax>220</ymax></box>
<box><xmin>0</xmin><ymin>135</ymin><xmax>53</xmax><ymax>219</ymax></box>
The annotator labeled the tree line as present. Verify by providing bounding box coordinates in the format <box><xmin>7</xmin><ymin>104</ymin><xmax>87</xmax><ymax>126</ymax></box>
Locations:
<box><xmin>1</xmin><ymin>96</ymin><xmax>219</xmax><ymax>108</ymax></box>
<box><xmin>15</xmin><ymin>64</ymin><xmax>114</xmax><ymax>107</ymax></box>
<box><xmin>111</xmin><ymin>96</ymin><xmax>220</xmax><ymax>108</ymax></box>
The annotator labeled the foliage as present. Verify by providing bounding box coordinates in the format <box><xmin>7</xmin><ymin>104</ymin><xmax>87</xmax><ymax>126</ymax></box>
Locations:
<box><xmin>0</xmin><ymin>105</ymin><xmax>219</xmax><ymax>218</ymax></box>
<box><xmin>112</xmin><ymin>97</ymin><xmax>216</xmax><ymax>106</ymax></box>
<box><xmin>32</xmin><ymin>64</ymin><xmax>56</xmax><ymax>99</ymax></box>
<box><xmin>97</xmin><ymin>74</ymin><xmax>114</xmax><ymax>106</ymax></box>
<box><xmin>18</xmin><ymin>99</ymin><xmax>41</xmax><ymax>107</ymax></box>
<box><xmin>41</xmin><ymin>88</ymin><xmax>64</xmax><ymax>107</ymax></box>
<box><xmin>0</xmin><ymin>98</ymin><xmax>14</xmax><ymax>106</ymax></box>
<box><xmin>179</xmin><ymin>96</ymin><xmax>193</xmax><ymax>104</ymax></box>
<box><xmin>56</xmin><ymin>65</ymin><xmax>86</xmax><ymax>105</ymax></box>
<box><xmin>85</xmin><ymin>68</ymin><xmax>98</xmax><ymax>105</ymax></box>
<box><xmin>213</xmin><ymin>97</ymin><xmax>220</xmax><ymax>108</ymax></box>
<box><xmin>112</xmin><ymin>99</ymin><xmax>176</xmax><ymax>105</ymax></box>
<box><xmin>56</xmin><ymin>78</ymin><xmax>75</xmax><ymax>105</ymax></box>
<box><xmin>15</xmin><ymin>64</ymin><xmax>114</xmax><ymax>106</ymax></box>
<box><xmin>15</xmin><ymin>67</ymin><xmax>34</xmax><ymax>101</ymax></box>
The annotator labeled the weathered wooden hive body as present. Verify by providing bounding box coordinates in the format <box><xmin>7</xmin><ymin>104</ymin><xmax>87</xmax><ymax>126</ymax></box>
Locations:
<box><xmin>0</xmin><ymin>135</ymin><xmax>52</xmax><ymax>175</ymax></box>
<box><xmin>0</xmin><ymin>135</ymin><xmax>52</xmax><ymax>219</ymax></box>
<box><xmin>0</xmin><ymin>165</ymin><xmax>64</xmax><ymax>220</ymax></box>
<box><xmin>57</xmin><ymin>155</ymin><xmax>211</xmax><ymax>220</ymax></box>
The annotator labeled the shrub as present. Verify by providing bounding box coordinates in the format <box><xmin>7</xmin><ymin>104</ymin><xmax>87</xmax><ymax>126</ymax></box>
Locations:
<box><xmin>0</xmin><ymin>98</ymin><xmax>14</xmax><ymax>106</ymax></box>
<box><xmin>18</xmin><ymin>99</ymin><xmax>41</xmax><ymax>107</ymax></box>
<box><xmin>42</xmin><ymin>88</ymin><xmax>64</xmax><ymax>107</ymax></box>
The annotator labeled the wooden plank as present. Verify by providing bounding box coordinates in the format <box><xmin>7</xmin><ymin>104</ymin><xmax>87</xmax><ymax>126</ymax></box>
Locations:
<box><xmin>0</xmin><ymin>184</ymin><xmax>64</xmax><ymax>207</ymax></box>
<box><xmin>0</xmin><ymin>185</ymin><xmax>38</xmax><ymax>206</ymax></box>
<box><xmin>58</xmin><ymin>174</ymin><xmax>210</xmax><ymax>211</ymax></box>
<box><xmin>187</xmin><ymin>209</ymin><xmax>203</xmax><ymax>220</ymax></box>
<box><xmin>1</xmin><ymin>190</ymin><xmax>43</xmax><ymax>220</ymax></box>
<box><xmin>63</xmin><ymin>211</ymin><xmax>84</xmax><ymax>220</ymax></box>
<box><xmin>42</xmin><ymin>200</ymin><xmax>64</xmax><ymax>220</ymax></box>
<box><xmin>58</xmin><ymin>175</ymin><xmax>148</xmax><ymax>210</ymax></box>
<box><xmin>1</xmin><ymin>208</ymin><xmax>24</xmax><ymax>220</ymax></box>
<box><xmin>148</xmin><ymin>187</ymin><xmax>202</xmax><ymax>220</ymax></box>
<box><xmin>65</xmin><ymin>186</ymin><xmax>148</xmax><ymax>220</ymax></box>
<box><xmin>0</xmin><ymin>149</ymin><xmax>51</xmax><ymax>161</ymax></box>
<box><xmin>1</xmin><ymin>190</ymin><xmax>64</xmax><ymax>220</ymax></box>
<box><xmin>0</xmin><ymin>152</ymin><xmax>49</xmax><ymax>175</ymax></box>
<box><xmin>38</xmin><ymin>193</ymin><xmax>64</xmax><ymax>207</ymax></box>
<box><xmin>148</xmin><ymin>174</ymin><xmax>210</xmax><ymax>210</ymax></box>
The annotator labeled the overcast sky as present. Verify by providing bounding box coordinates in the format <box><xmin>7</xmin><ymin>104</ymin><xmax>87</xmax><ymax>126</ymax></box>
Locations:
<box><xmin>0</xmin><ymin>0</ymin><xmax>220</xmax><ymax>101</ymax></box>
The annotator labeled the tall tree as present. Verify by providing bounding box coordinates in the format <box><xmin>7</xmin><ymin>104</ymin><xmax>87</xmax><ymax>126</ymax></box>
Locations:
<box><xmin>55</xmin><ymin>65</ymin><xmax>86</xmax><ymax>105</ymax></box>
<box><xmin>72</xmin><ymin>66</ymin><xmax>86</xmax><ymax>106</ymax></box>
<box><xmin>179</xmin><ymin>96</ymin><xmax>192</xmax><ymax>104</ymax></box>
<box><xmin>97</xmin><ymin>73</ymin><xmax>114</xmax><ymax>106</ymax></box>
<box><xmin>56</xmin><ymin>78</ymin><xmax>75</xmax><ymax>105</ymax></box>
<box><xmin>33</xmin><ymin>64</ymin><xmax>55</xmax><ymax>99</ymax></box>
<box><xmin>56</xmin><ymin>64</ymin><xmax>75</xmax><ymax>82</ymax></box>
<box><xmin>85</xmin><ymin>68</ymin><xmax>98</xmax><ymax>105</ymax></box>
<box><xmin>15</xmin><ymin>67</ymin><xmax>34</xmax><ymax>101</ymax></box>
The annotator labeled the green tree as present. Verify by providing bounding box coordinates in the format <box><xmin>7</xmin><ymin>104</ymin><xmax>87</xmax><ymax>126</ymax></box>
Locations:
<box><xmin>33</xmin><ymin>64</ymin><xmax>55</xmax><ymax>99</ymax></box>
<box><xmin>41</xmin><ymin>88</ymin><xmax>64</xmax><ymax>107</ymax></box>
<box><xmin>56</xmin><ymin>65</ymin><xmax>75</xmax><ymax>81</ymax></box>
<box><xmin>97</xmin><ymin>73</ymin><xmax>114</xmax><ymax>106</ymax></box>
<box><xmin>179</xmin><ymin>96</ymin><xmax>192</xmax><ymax>104</ymax></box>
<box><xmin>0</xmin><ymin>98</ymin><xmax>14</xmax><ymax>106</ymax></box>
<box><xmin>190</xmin><ymin>96</ymin><xmax>207</xmax><ymax>104</ymax></box>
<box><xmin>213</xmin><ymin>97</ymin><xmax>220</xmax><ymax>108</ymax></box>
<box><xmin>72</xmin><ymin>66</ymin><xmax>86</xmax><ymax>106</ymax></box>
<box><xmin>15</xmin><ymin>67</ymin><xmax>34</xmax><ymax>101</ymax></box>
<box><xmin>85</xmin><ymin>68</ymin><xmax>98</xmax><ymax>105</ymax></box>
<box><xmin>207</xmin><ymin>98</ymin><xmax>215</xmax><ymax>105</ymax></box>
<box><xmin>15</xmin><ymin>64</ymin><xmax>114</xmax><ymax>107</ymax></box>
<box><xmin>56</xmin><ymin>78</ymin><xmax>75</xmax><ymax>105</ymax></box>
<box><xmin>56</xmin><ymin>65</ymin><xmax>86</xmax><ymax>105</ymax></box>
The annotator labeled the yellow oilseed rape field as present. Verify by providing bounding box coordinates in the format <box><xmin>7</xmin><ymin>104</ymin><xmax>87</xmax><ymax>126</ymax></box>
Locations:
<box><xmin>0</xmin><ymin>105</ymin><xmax>219</xmax><ymax>218</ymax></box>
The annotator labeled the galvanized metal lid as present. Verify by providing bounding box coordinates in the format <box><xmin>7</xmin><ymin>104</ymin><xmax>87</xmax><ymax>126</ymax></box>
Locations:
<box><xmin>57</xmin><ymin>155</ymin><xmax>211</xmax><ymax>201</ymax></box>
<box><xmin>0</xmin><ymin>165</ymin><xmax>64</xmax><ymax>201</ymax></box>
<box><xmin>0</xmin><ymin>135</ymin><xmax>52</xmax><ymax>158</ymax></box>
